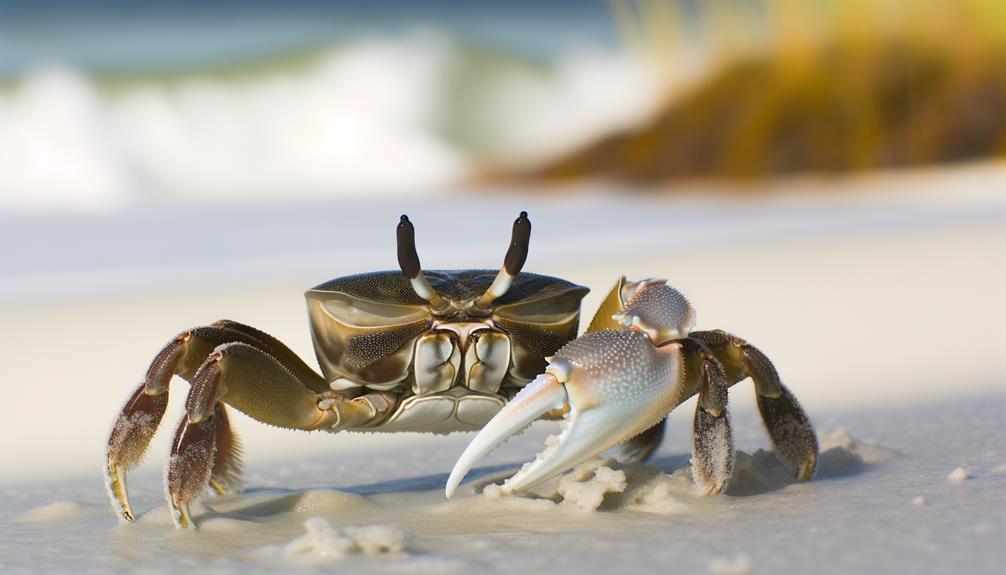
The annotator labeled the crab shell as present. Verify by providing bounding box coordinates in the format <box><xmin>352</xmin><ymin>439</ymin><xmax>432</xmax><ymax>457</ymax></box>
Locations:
<box><xmin>304</xmin><ymin>269</ymin><xmax>589</xmax><ymax>432</ymax></box>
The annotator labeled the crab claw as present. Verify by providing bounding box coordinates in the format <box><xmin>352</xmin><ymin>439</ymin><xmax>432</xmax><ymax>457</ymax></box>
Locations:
<box><xmin>446</xmin><ymin>328</ymin><xmax>683</xmax><ymax>497</ymax></box>
<box><xmin>612</xmin><ymin>279</ymin><xmax>695</xmax><ymax>345</ymax></box>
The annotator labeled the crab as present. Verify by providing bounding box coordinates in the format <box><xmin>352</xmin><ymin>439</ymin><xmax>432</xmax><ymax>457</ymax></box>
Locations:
<box><xmin>105</xmin><ymin>212</ymin><xmax>818</xmax><ymax>528</ymax></box>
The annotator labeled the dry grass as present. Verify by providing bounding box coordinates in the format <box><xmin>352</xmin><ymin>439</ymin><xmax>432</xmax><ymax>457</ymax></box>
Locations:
<box><xmin>530</xmin><ymin>0</ymin><xmax>1006</xmax><ymax>182</ymax></box>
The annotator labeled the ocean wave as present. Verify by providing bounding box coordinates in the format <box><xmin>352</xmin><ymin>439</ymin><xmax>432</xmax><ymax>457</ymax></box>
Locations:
<box><xmin>0</xmin><ymin>33</ymin><xmax>664</xmax><ymax>212</ymax></box>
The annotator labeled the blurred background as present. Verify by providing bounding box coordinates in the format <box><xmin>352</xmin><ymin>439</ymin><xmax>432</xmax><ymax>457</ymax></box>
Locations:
<box><xmin>3</xmin><ymin>0</ymin><xmax>1005</xmax><ymax>211</ymax></box>
<box><xmin>0</xmin><ymin>1</ymin><xmax>1003</xmax><ymax>482</ymax></box>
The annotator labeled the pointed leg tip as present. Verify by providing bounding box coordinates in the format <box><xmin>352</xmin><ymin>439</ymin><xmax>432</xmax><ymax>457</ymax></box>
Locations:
<box><xmin>170</xmin><ymin>500</ymin><xmax>194</xmax><ymax>529</ymax></box>
<box><xmin>691</xmin><ymin>456</ymin><xmax>733</xmax><ymax>496</ymax></box>
<box><xmin>796</xmin><ymin>459</ymin><xmax>817</xmax><ymax>481</ymax></box>
<box><xmin>208</xmin><ymin>480</ymin><xmax>225</xmax><ymax>496</ymax></box>
<box><xmin>208</xmin><ymin>478</ymin><xmax>241</xmax><ymax>496</ymax></box>
<box><xmin>694</xmin><ymin>479</ymin><xmax>729</xmax><ymax>496</ymax></box>
<box><xmin>118</xmin><ymin>504</ymin><xmax>136</xmax><ymax>523</ymax></box>
<box><xmin>105</xmin><ymin>463</ymin><xmax>137</xmax><ymax>523</ymax></box>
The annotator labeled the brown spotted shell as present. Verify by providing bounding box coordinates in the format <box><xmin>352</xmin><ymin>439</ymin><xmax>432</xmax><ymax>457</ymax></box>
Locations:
<box><xmin>305</xmin><ymin>270</ymin><xmax>589</xmax><ymax>385</ymax></box>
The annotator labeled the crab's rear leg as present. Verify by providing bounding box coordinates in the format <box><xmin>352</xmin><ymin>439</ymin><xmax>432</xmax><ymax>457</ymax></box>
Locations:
<box><xmin>689</xmin><ymin>345</ymin><xmax>735</xmax><ymax>494</ymax></box>
<box><xmin>693</xmin><ymin>330</ymin><xmax>818</xmax><ymax>480</ymax></box>
<box><xmin>105</xmin><ymin>321</ymin><xmax>329</xmax><ymax>522</ymax></box>
<box><xmin>620</xmin><ymin>418</ymin><xmax>666</xmax><ymax>463</ymax></box>
<box><xmin>208</xmin><ymin>403</ymin><xmax>242</xmax><ymax>495</ymax></box>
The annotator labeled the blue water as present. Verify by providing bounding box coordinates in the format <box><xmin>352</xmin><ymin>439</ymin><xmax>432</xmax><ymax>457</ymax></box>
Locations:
<box><xmin>0</xmin><ymin>0</ymin><xmax>618</xmax><ymax>76</ymax></box>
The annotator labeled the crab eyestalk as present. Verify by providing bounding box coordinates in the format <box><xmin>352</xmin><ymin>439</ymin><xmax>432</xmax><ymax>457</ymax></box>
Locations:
<box><xmin>397</xmin><ymin>215</ymin><xmax>450</xmax><ymax>312</ymax></box>
<box><xmin>473</xmin><ymin>211</ymin><xmax>531</xmax><ymax>310</ymax></box>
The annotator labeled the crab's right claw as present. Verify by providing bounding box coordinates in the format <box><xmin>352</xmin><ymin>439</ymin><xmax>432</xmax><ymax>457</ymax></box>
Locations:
<box><xmin>446</xmin><ymin>328</ymin><xmax>684</xmax><ymax>497</ymax></box>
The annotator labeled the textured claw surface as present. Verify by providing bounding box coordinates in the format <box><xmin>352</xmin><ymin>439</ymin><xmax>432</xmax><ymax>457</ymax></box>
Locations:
<box><xmin>613</xmin><ymin>281</ymin><xmax>696</xmax><ymax>345</ymax></box>
<box><xmin>448</xmin><ymin>329</ymin><xmax>684</xmax><ymax>497</ymax></box>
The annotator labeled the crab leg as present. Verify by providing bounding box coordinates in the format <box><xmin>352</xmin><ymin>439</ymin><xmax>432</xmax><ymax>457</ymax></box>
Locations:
<box><xmin>164</xmin><ymin>341</ymin><xmax>400</xmax><ymax>527</ymax></box>
<box><xmin>166</xmin><ymin>341</ymin><xmax>338</xmax><ymax>527</ymax></box>
<box><xmin>619</xmin><ymin>418</ymin><xmax>666</xmax><ymax>463</ymax></box>
<box><xmin>105</xmin><ymin>321</ymin><xmax>330</xmax><ymax>524</ymax></box>
<box><xmin>692</xmin><ymin>330</ymin><xmax>818</xmax><ymax>480</ymax></box>
<box><xmin>691</xmin><ymin>349</ymin><xmax>734</xmax><ymax>495</ymax></box>
<box><xmin>209</xmin><ymin>403</ymin><xmax>242</xmax><ymax>495</ymax></box>
<box><xmin>106</xmin><ymin>381</ymin><xmax>170</xmax><ymax>521</ymax></box>
<box><xmin>446</xmin><ymin>329</ymin><xmax>685</xmax><ymax>497</ymax></box>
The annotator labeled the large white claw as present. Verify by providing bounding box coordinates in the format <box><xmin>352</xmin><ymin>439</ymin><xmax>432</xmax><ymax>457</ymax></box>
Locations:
<box><xmin>445</xmin><ymin>372</ymin><xmax>567</xmax><ymax>497</ymax></box>
<box><xmin>446</xmin><ymin>329</ymin><xmax>684</xmax><ymax>498</ymax></box>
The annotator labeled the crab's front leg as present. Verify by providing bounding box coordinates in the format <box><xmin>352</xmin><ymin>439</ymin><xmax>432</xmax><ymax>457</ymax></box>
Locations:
<box><xmin>447</xmin><ymin>278</ymin><xmax>706</xmax><ymax>496</ymax></box>
<box><xmin>105</xmin><ymin>320</ymin><xmax>396</xmax><ymax>528</ymax></box>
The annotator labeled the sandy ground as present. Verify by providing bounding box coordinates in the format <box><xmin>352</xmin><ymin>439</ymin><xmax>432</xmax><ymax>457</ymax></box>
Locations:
<box><xmin>1</xmin><ymin>165</ymin><xmax>1005</xmax><ymax>573</ymax></box>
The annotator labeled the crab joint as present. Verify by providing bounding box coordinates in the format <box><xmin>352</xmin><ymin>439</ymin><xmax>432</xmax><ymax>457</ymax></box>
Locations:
<box><xmin>317</xmin><ymin>392</ymin><xmax>396</xmax><ymax>431</ymax></box>
<box><xmin>186</xmin><ymin>353</ymin><xmax>227</xmax><ymax>424</ymax></box>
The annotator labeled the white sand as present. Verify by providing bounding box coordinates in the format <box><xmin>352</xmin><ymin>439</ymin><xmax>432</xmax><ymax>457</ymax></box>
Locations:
<box><xmin>947</xmin><ymin>467</ymin><xmax>972</xmax><ymax>485</ymax></box>
<box><xmin>1</xmin><ymin>166</ymin><xmax>1005</xmax><ymax>574</ymax></box>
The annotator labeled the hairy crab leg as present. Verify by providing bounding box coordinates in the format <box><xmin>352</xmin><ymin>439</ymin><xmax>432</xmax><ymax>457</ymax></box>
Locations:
<box><xmin>165</xmin><ymin>342</ymin><xmax>341</xmax><ymax>527</ymax></box>
<box><xmin>106</xmin><ymin>381</ymin><xmax>170</xmax><ymax>521</ymax></box>
<box><xmin>164</xmin><ymin>341</ymin><xmax>400</xmax><ymax>528</ymax></box>
<box><xmin>105</xmin><ymin>321</ymin><xmax>330</xmax><ymax>525</ymax></box>
<box><xmin>167</xmin><ymin>408</ymin><xmax>218</xmax><ymax>529</ymax></box>
<box><xmin>208</xmin><ymin>404</ymin><xmax>242</xmax><ymax>495</ymax></box>
<box><xmin>691</xmin><ymin>349</ymin><xmax>734</xmax><ymax>495</ymax></box>
<box><xmin>691</xmin><ymin>330</ymin><xmax>818</xmax><ymax>480</ymax></box>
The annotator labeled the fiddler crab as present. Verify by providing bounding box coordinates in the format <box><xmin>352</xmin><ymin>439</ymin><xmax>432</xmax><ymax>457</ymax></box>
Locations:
<box><xmin>105</xmin><ymin>212</ymin><xmax>818</xmax><ymax>528</ymax></box>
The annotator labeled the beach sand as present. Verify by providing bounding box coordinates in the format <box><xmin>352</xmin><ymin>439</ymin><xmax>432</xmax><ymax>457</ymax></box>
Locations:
<box><xmin>2</xmin><ymin>165</ymin><xmax>1004</xmax><ymax>574</ymax></box>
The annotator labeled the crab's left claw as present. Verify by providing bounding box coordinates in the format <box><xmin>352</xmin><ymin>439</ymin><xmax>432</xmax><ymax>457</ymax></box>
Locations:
<box><xmin>446</xmin><ymin>328</ymin><xmax>684</xmax><ymax>497</ymax></box>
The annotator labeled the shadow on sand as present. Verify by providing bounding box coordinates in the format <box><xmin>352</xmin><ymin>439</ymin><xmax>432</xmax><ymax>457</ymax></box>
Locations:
<box><xmin>228</xmin><ymin>437</ymin><xmax>892</xmax><ymax>522</ymax></box>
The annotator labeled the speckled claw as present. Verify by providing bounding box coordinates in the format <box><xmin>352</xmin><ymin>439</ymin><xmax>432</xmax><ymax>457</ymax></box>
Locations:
<box><xmin>446</xmin><ymin>328</ymin><xmax>685</xmax><ymax>497</ymax></box>
<box><xmin>613</xmin><ymin>279</ymin><xmax>695</xmax><ymax>345</ymax></box>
